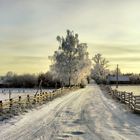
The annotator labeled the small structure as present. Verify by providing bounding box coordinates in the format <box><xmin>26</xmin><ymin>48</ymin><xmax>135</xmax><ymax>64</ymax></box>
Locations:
<box><xmin>107</xmin><ymin>75</ymin><xmax>130</xmax><ymax>84</ymax></box>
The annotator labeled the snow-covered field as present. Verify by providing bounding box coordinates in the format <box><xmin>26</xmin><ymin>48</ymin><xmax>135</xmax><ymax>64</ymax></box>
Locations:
<box><xmin>0</xmin><ymin>88</ymin><xmax>54</xmax><ymax>101</ymax></box>
<box><xmin>0</xmin><ymin>83</ymin><xmax>139</xmax><ymax>140</ymax></box>
<box><xmin>111</xmin><ymin>85</ymin><xmax>140</xmax><ymax>95</ymax></box>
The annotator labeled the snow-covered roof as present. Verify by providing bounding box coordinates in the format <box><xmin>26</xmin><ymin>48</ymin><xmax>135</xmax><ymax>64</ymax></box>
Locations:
<box><xmin>107</xmin><ymin>76</ymin><xmax>130</xmax><ymax>82</ymax></box>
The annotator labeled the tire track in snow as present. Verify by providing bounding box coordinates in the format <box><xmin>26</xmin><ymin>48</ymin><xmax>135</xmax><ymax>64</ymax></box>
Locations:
<box><xmin>0</xmin><ymin>89</ymin><xmax>84</xmax><ymax>140</ymax></box>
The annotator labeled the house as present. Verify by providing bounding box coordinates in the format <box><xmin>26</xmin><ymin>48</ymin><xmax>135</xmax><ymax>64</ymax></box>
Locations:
<box><xmin>107</xmin><ymin>75</ymin><xmax>130</xmax><ymax>84</ymax></box>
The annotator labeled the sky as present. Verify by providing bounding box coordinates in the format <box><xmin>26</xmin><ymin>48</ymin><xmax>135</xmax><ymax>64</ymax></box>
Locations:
<box><xmin>0</xmin><ymin>0</ymin><xmax>140</xmax><ymax>75</ymax></box>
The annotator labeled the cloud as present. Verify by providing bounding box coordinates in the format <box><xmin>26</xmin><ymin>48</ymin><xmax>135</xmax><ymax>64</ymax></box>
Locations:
<box><xmin>0</xmin><ymin>55</ymin><xmax>51</xmax><ymax>75</ymax></box>
<box><xmin>0</xmin><ymin>0</ymin><xmax>140</xmax><ymax>74</ymax></box>
<box><xmin>109</xmin><ymin>56</ymin><xmax>140</xmax><ymax>62</ymax></box>
<box><xmin>88</xmin><ymin>43</ymin><xmax>140</xmax><ymax>56</ymax></box>
<box><xmin>11</xmin><ymin>56</ymin><xmax>47</xmax><ymax>64</ymax></box>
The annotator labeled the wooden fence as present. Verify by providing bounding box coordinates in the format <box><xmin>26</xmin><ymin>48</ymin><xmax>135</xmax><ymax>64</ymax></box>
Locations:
<box><xmin>0</xmin><ymin>87</ymin><xmax>79</xmax><ymax>118</ymax></box>
<box><xmin>105</xmin><ymin>86</ymin><xmax>140</xmax><ymax>113</ymax></box>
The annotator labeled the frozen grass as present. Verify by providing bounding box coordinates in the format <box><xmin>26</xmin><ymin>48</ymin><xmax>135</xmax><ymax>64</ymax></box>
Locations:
<box><xmin>0</xmin><ymin>88</ymin><xmax>54</xmax><ymax>101</ymax></box>
<box><xmin>111</xmin><ymin>85</ymin><xmax>140</xmax><ymax>95</ymax></box>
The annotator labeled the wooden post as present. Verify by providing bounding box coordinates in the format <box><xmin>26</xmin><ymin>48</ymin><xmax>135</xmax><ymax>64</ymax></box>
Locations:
<box><xmin>124</xmin><ymin>92</ymin><xmax>126</xmax><ymax>103</ymax></box>
<box><xmin>27</xmin><ymin>95</ymin><xmax>30</xmax><ymax>102</ymax></box>
<box><xmin>19</xmin><ymin>96</ymin><xmax>21</xmax><ymax>102</ymax></box>
<box><xmin>0</xmin><ymin>100</ymin><xmax>3</xmax><ymax>113</ymax></box>
<box><xmin>26</xmin><ymin>95</ymin><xmax>30</xmax><ymax>108</ymax></box>
<box><xmin>45</xmin><ymin>92</ymin><xmax>48</xmax><ymax>100</ymax></box>
<box><xmin>37</xmin><ymin>94</ymin><xmax>40</xmax><ymax>103</ymax></box>
<box><xmin>50</xmin><ymin>92</ymin><xmax>52</xmax><ymax>100</ymax></box>
<box><xmin>9</xmin><ymin>90</ymin><xmax>12</xmax><ymax>100</ymax></box>
<box><xmin>118</xmin><ymin>91</ymin><xmax>121</xmax><ymax>100</ymax></box>
<box><xmin>27</xmin><ymin>95</ymin><xmax>30</xmax><ymax>104</ymax></box>
<box><xmin>33</xmin><ymin>95</ymin><xmax>36</xmax><ymax>104</ymax></box>
<box><xmin>9</xmin><ymin>98</ymin><xmax>13</xmax><ymax>110</ymax></box>
<box><xmin>18</xmin><ymin>96</ymin><xmax>22</xmax><ymax>111</ymax></box>
<box><xmin>18</xmin><ymin>96</ymin><xmax>21</xmax><ymax>106</ymax></box>
<box><xmin>129</xmin><ymin>92</ymin><xmax>133</xmax><ymax>107</ymax></box>
<box><xmin>116</xmin><ymin>64</ymin><xmax>119</xmax><ymax>89</ymax></box>
<box><xmin>40</xmin><ymin>93</ymin><xmax>42</xmax><ymax>103</ymax></box>
<box><xmin>42</xmin><ymin>92</ymin><xmax>45</xmax><ymax>101</ymax></box>
<box><xmin>133</xmin><ymin>96</ymin><xmax>136</xmax><ymax>111</ymax></box>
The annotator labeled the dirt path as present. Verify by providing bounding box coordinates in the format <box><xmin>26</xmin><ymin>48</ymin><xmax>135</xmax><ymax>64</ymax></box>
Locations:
<box><xmin>0</xmin><ymin>83</ymin><xmax>140</xmax><ymax>140</ymax></box>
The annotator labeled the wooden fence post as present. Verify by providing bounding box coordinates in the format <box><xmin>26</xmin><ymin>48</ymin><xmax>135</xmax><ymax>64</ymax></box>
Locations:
<box><xmin>0</xmin><ymin>100</ymin><xmax>3</xmax><ymax>113</ymax></box>
<box><xmin>129</xmin><ymin>92</ymin><xmax>133</xmax><ymax>107</ymax></box>
<box><xmin>37</xmin><ymin>94</ymin><xmax>40</xmax><ymax>103</ymax></box>
<box><xmin>42</xmin><ymin>93</ymin><xmax>45</xmax><ymax>101</ymax></box>
<box><xmin>33</xmin><ymin>95</ymin><xmax>36</xmax><ymax>104</ymax></box>
<box><xmin>124</xmin><ymin>92</ymin><xmax>126</xmax><ymax>103</ymax></box>
<box><xmin>18</xmin><ymin>96</ymin><xmax>22</xmax><ymax>110</ymax></box>
<box><xmin>50</xmin><ymin>92</ymin><xmax>52</xmax><ymax>100</ymax></box>
<box><xmin>45</xmin><ymin>92</ymin><xmax>48</xmax><ymax>100</ymax></box>
<box><xmin>40</xmin><ymin>93</ymin><xmax>43</xmax><ymax>103</ymax></box>
<box><xmin>26</xmin><ymin>95</ymin><xmax>30</xmax><ymax>108</ymax></box>
<box><xmin>9</xmin><ymin>98</ymin><xmax>13</xmax><ymax>111</ymax></box>
<box><xmin>27</xmin><ymin>95</ymin><xmax>30</xmax><ymax>102</ymax></box>
<box><xmin>119</xmin><ymin>92</ymin><xmax>121</xmax><ymax>100</ymax></box>
<box><xmin>19</xmin><ymin>96</ymin><xmax>21</xmax><ymax>102</ymax></box>
<box><xmin>133</xmin><ymin>96</ymin><xmax>136</xmax><ymax>111</ymax></box>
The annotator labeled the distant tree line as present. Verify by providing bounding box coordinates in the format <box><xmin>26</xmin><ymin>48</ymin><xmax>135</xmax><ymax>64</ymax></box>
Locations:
<box><xmin>0</xmin><ymin>71</ymin><xmax>62</xmax><ymax>88</ymax></box>
<box><xmin>125</xmin><ymin>73</ymin><xmax>140</xmax><ymax>84</ymax></box>
<box><xmin>0</xmin><ymin>72</ymin><xmax>37</xmax><ymax>88</ymax></box>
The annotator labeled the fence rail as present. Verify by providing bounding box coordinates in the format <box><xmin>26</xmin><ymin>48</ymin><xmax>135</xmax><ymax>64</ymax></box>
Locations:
<box><xmin>0</xmin><ymin>87</ymin><xmax>79</xmax><ymax>119</ymax></box>
<box><xmin>105</xmin><ymin>86</ymin><xmax>140</xmax><ymax>113</ymax></box>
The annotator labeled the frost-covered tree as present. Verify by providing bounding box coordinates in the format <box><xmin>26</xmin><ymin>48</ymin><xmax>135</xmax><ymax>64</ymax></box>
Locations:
<box><xmin>91</xmin><ymin>53</ymin><xmax>109</xmax><ymax>83</ymax></box>
<box><xmin>49</xmin><ymin>30</ymin><xmax>91</xmax><ymax>86</ymax></box>
<box><xmin>2</xmin><ymin>72</ymin><xmax>38</xmax><ymax>88</ymax></box>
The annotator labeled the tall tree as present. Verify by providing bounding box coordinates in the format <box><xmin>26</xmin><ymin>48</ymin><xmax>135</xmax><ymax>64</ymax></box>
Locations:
<box><xmin>49</xmin><ymin>30</ymin><xmax>91</xmax><ymax>86</ymax></box>
<box><xmin>92</xmin><ymin>53</ymin><xmax>109</xmax><ymax>83</ymax></box>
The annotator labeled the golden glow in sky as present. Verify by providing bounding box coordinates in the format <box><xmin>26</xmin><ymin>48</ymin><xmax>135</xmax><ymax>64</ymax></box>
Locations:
<box><xmin>0</xmin><ymin>0</ymin><xmax>140</xmax><ymax>75</ymax></box>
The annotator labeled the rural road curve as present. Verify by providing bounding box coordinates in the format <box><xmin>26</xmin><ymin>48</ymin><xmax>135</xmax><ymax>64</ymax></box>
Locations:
<box><xmin>0</xmin><ymin>82</ymin><xmax>140</xmax><ymax>140</ymax></box>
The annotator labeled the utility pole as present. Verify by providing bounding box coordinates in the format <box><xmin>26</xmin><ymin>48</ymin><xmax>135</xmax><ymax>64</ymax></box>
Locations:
<box><xmin>116</xmin><ymin>64</ymin><xmax>119</xmax><ymax>88</ymax></box>
<box><xmin>39</xmin><ymin>80</ymin><xmax>43</xmax><ymax>93</ymax></box>
<box><xmin>35</xmin><ymin>80</ymin><xmax>42</xmax><ymax>95</ymax></box>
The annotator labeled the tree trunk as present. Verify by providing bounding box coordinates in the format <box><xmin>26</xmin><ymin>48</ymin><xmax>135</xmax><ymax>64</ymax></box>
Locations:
<box><xmin>69</xmin><ymin>76</ymin><xmax>71</xmax><ymax>87</ymax></box>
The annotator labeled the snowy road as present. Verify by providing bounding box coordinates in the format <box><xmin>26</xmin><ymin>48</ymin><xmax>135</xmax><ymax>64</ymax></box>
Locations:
<box><xmin>0</xmin><ymin>83</ymin><xmax>140</xmax><ymax>140</ymax></box>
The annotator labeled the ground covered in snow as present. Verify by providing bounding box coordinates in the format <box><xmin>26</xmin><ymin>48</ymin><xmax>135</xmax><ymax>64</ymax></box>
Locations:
<box><xmin>0</xmin><ymin>83</ymin><xmax>139</xmax><ymax>140</ymax></box>
<box><xmin>0</xmin><ymin>88</ymin><xmax>54</xmax><ymax>101</ymax></box>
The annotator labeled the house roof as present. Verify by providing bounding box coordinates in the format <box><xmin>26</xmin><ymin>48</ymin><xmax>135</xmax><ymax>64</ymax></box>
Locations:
<box><xmin>107</xmin><ymin>76</ymin><xmax>130</xmax><ymax>82</ymax></box>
